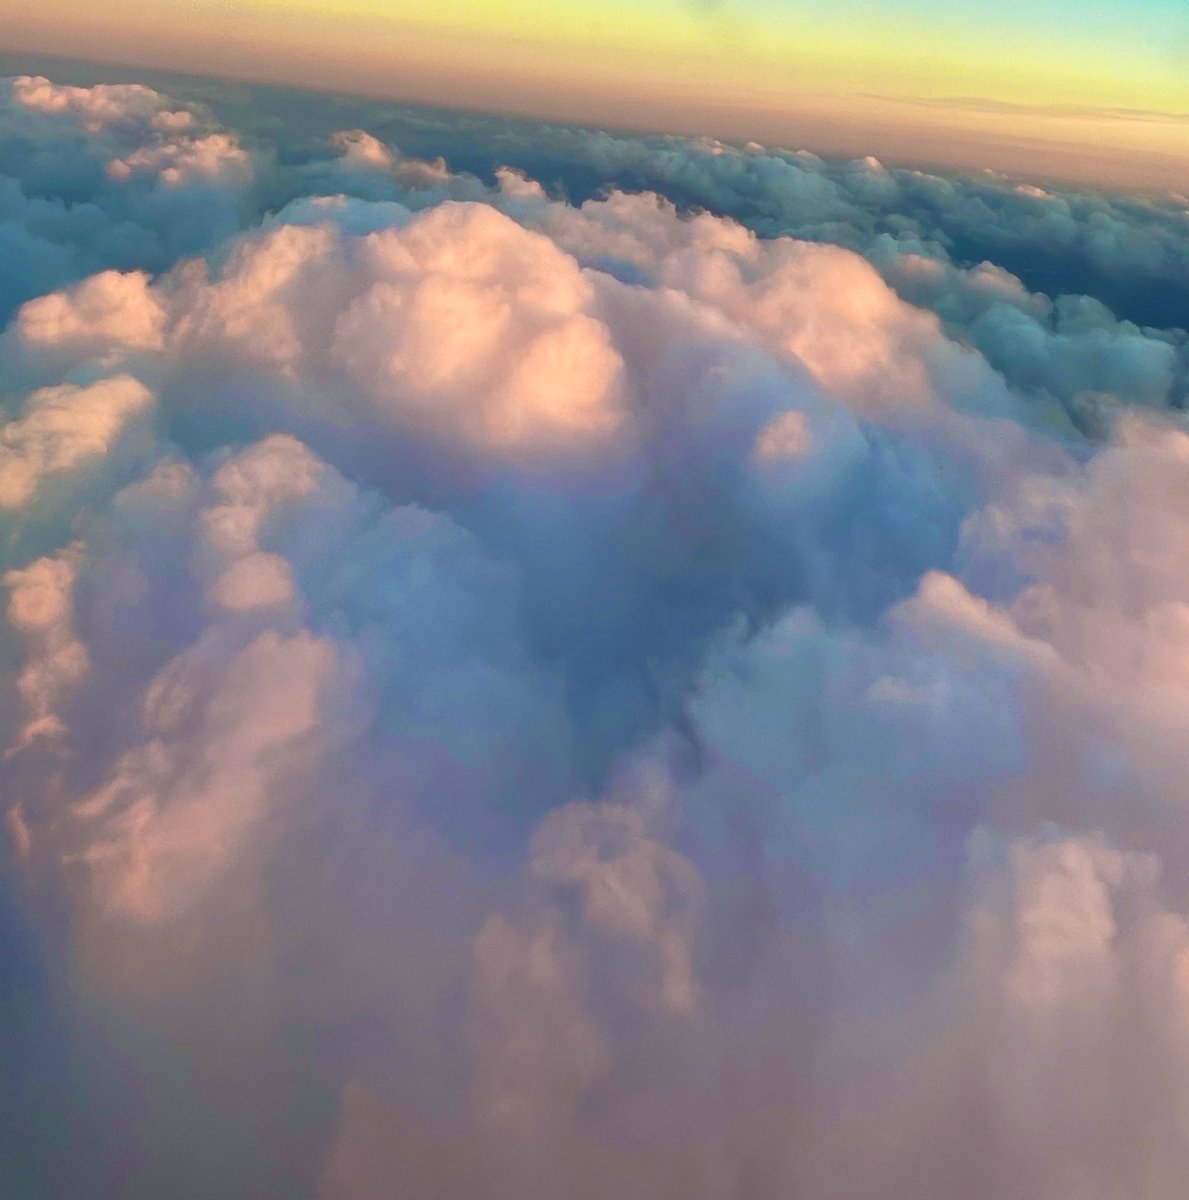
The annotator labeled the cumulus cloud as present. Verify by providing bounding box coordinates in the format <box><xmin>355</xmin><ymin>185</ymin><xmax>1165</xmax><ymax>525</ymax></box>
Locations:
<box><xmin>4</xmin><ymin>543</ymin><xmax>88</xmax><ymax>751</ymax></box>
<box><xmin>10</xmin><ymin>74</ymin><xmax>181</xmax><ymax>132</ymax></box>
<box><xmin>0</xmin><ymin>74</ymin><xmax>253</xmax><ymax>324</ymax></box>
<box><xmin>0</xmin><ymin>374</ymin><xmax>153</xmax><ymax>508</ymax></box>
<box><xmin>436</xmin><ymin>118</ymin><xmax>1189</xmax><ymax>419</ymax></box>
<box><xmin>4</xmin><ymin>67</ymin><xmax>1189</xmax><ymax>1200</ymax></box>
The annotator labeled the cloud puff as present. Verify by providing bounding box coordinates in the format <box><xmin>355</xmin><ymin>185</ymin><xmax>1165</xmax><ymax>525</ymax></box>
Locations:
<box><xmin>0</xmin><ymin>75</ymin><xmax>253</xmax><ymax>325</ymax></box>
<box><xmin>437</xmin><ymin>119</ymin><xmax>1188</xmax><ymax>419</ymax></box>
<box><xmin>4</xmin><ymin>542</ymin><xmax>89</xmax><ymax>751</ymax></box>
<box><xmin>5</xmin><ymin>68</ymin><xmax>1189</xmax><ymax>1200</ymax></box>
<box><xmin>0</xmin><ymin>373</ymin><xmax>153</xmax><ymax>509</ymax></box>
<box><xmin>9</xmin><ymin>74</ymin><xmax>182</xmax><ymax>133</ymax></box>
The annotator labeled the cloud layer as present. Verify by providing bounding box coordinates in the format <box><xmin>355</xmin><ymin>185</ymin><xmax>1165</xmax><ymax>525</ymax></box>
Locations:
<box><xmin>3</xmin><ymin>70</ymin><xmax>1189</xmax><ymax>1199</ymax></box>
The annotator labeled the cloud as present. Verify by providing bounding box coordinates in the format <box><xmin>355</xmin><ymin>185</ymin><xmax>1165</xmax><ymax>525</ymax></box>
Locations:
<box><xmin>0</xmin><ymin>74</ymin><xmax>253</xmax><ymax>325</ymax></box>
<box><xmin>4</xmin><ymin>68</ymin><xmax>1189</xmax><ymax>1200</ymax></box>
<box><xmin>331</xmin><ymin>129</ymin><xmax>395</xmax><ymax>171</ymax></box>
<box><xmin>4</xmin><ymin>542</ymin><xmax>88</xmax><ymax>751</ymax></box>
<box><xmin>868</xmin><ymin>92</ymin><xmax>1189</xmax><ymax>125</ymax></box>
<box><xmin>445</xmin><ymin>118</ymin><xmax>1188</xmax><ymax>407</ymax></box>
<box><xmin>10</xmin><ymin>74</ymin><xmax>182</xmax><ymax>132</ymax></box>
<box><xmin>0</xmin><ymin>374</ymin><xmax>153</xmax><ymax>509</ymax></box>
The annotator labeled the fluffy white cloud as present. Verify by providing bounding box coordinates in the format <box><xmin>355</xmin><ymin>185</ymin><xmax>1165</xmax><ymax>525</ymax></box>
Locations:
<box><xmin>4</xmin><ymin>543</ymin><xmax>88</xmax><ymax>751</ymax></box>
<box><xmin>10</xmin><ymin>75</ymin><xmax>182</xmax><ymax>133</ymax></box>
<box><xmin>0</xmin><ymin>374</ymin><xmax>153</xmax><ymax>508</ymax></box>
<box><xmin>5</xmin><ymin>68</ymin><xmax>1189</xmax><ymax>1200</ymax></box>
<box><xmin>0</xmin><ymin>74</ymin><xmax>254</xmax><ymax>325</ymax></box>
<box><xmin>331</xmin><ymin>129</ymin><xmax>395</xmax><ymax>171</ymax></box>
<box><xmin>107</xmin><ymin>132</ymin><xmax>251</xmax><ymax>188</ymax></box>
<box><xmin>16</xmin><ymin>269</ymin><xmax>165</xmax><ymax>355</ymax></box>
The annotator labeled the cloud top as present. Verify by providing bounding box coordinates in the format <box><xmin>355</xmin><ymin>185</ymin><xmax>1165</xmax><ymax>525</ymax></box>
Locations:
<box><xmin>3</xmin><ymin>70</ymin><xmax>1189</xmax><ymax>1200</ymax></box>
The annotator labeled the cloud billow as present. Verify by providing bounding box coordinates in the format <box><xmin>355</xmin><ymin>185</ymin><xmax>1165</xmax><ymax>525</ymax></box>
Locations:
<box><xmin>4</xmin><ymin>70</ymin><xmax>1189</xmax><ymax>1200</ymax></box>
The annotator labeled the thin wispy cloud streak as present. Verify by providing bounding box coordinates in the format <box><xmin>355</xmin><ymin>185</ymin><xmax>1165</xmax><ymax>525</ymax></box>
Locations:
<box><xmin>867</xmin><ymin>94</ymin><xmax>1189</xmax><ymax>124</ymax></box>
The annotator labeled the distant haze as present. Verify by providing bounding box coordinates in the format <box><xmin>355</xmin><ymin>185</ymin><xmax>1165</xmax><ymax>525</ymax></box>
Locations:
<box><xmin>2</xmin><ymin>0</ymin><xmax>1187</xmax><ymax>191</ymax></box>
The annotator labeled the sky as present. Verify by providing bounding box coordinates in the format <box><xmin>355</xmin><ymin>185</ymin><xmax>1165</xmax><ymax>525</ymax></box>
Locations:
<box><xmin>2</xmin><ymin>0</ymin><xmax>1187</xmax><ymax>187</ymax></box>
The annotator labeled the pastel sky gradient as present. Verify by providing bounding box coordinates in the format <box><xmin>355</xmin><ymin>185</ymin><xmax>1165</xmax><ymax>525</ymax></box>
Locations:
<box><xmin>3</xmin><ymin>2</ymin><xmax>1188</xmax><ymax>196</ymax></box>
